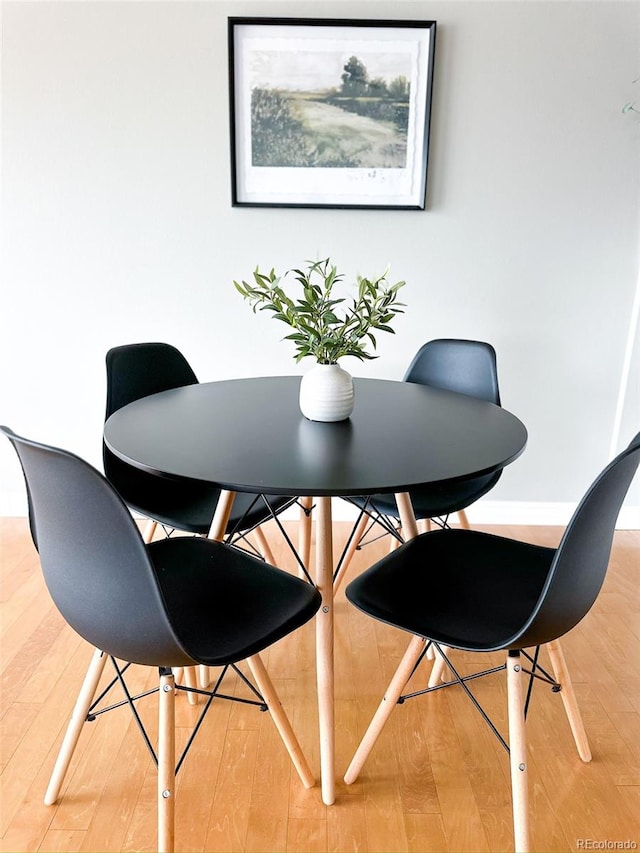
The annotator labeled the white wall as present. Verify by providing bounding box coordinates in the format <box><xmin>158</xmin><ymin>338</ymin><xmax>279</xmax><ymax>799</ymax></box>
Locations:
<box><xmin>1</xmin><ymin>0</ymin><xmax>639</xmax><ymax>524</ymax></box>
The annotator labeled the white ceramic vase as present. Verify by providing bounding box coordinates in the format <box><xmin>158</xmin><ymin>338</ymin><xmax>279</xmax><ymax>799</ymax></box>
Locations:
<box><xmin>299</xmin><ymin>363</ymin><xmax>355</xmax><ymax>422</ymax></box>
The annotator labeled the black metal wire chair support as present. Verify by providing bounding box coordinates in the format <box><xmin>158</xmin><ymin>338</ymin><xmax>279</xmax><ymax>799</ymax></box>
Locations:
<box><xmin>396</xmin><ymin>642</ymin><xmax>563</xmax><ymax>754</ymax></box>
<box><xmin>337</xmin><ymin>497</ymin><xmax>461</xmax><ymax>570</ymax></box>
<box><xmin>153</xmin><ymin>494</ymin><xmax>315</xmax><ymax>582</ymax></box>
<box><xmin>332</xmin><ymin>498</ymin><xmax>404</xmax><ymax>584</ymax></box>
<box><xmin>84</xmin><ymin>656</ymin><xmax>268</xmax><ymax>776</ymax></box>
<box><xmin>159</xmin><ymin>521</ymin><xmax>264</xmax><ymax>562</ymax></box>
<box><xmin>249</xmin><ymin>495</ymin><xmax>316</xmax><ymax>586</ymax></box>
<box><xmin>215</xmin><ymin>494</ymin><xmax>300</xmax><ymax>565</ymax></box>
<box><xmin>341</xmin><ymin>497</ymin><xmax>405</xmax><ymax>551</ymax></box>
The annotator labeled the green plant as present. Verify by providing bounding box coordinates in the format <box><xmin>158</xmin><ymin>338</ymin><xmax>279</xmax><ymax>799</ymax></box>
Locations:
<box><xmin>234</xmin><ymin>258</ymin><xmax>406</xmax><ymax>364</ymax></box>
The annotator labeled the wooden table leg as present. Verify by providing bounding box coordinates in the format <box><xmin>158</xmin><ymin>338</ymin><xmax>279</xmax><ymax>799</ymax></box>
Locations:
<box><xmin>198</xmin><ymin>490</ymin><xmax>238</xmax><ymax>689</ymax></box>
<box><xmin>315</xmin><ymin>496</ymin><xmax>335</xmax><ymax>805</ymax></box>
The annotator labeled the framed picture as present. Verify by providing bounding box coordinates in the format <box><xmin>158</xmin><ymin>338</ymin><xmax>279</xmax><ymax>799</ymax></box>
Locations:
<box><xmin>228</xmin><ymin>18</ymin><xmax>437</xmax><ymax>210</ymax></box>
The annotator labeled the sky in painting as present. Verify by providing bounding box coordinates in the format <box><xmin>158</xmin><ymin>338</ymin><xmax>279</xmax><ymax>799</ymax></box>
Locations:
<box><xmin>248</xmin><ymin>49</ymin><xmax>412</xmax><ymax>92</ymax></box>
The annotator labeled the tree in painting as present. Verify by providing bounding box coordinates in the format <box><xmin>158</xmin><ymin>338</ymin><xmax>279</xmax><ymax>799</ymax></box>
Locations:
<box><xmin>341</xmin><ymin>56</ymin><xmax>369</xmax><ymax>96</ymax></box>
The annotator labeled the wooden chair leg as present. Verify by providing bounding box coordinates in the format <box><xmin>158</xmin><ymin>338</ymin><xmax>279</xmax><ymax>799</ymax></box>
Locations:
<box><xmin>195</xmin><ymin>491</ymin><xmax>238</xmax><ymax>704</ymax></box>
<box><xmin>388</xmin><ymin>530</ymin><xmax>402</xmax><ymax>553</ymax></box>
<box><xmin>173</xmin><ymin>664</ymin><xmax>201</xmax><ymax>698</ymax></box>
<box><xmin>344</xmin><ymin>634</ymin><xmax>427</xmax><ymax>785</ymax></box>
<box><xmin>254</xmin><ymin>525</ymin><xmax>276</xmax><ymax>565</ymax></box>
<box><xmin>507</xmin><ymin>651</ymin><xmax>530</xmax><ymax>853</ymax></box>
<box><xmin>456</xmin><ymin>509</ymin><xmax>470</xmax><ymax>529</ymax></box>
<box><xmin>298</xmin><ymin>497</ymin><xmax>313</xmax><ymax>579</ymax></box>
<box><xmin>546</xmin><ymin>639</ymin><xmax>592</xmax><ymax>761</ymax></box>
<box><xmin>394</xmin><ymin>492</ymin><xmax>419</xmax><ymax>540</ymax></box>
<box><xmin>158</xmin><ymin>669</ymin><xmax>176</xmax><ymax>853</ymax></box>
<box><xmin>333</xmin><ymin>513</ymin><xmax>368</xmax><ymax>594</ymax></box>
<box><xmin>45</xmin><ymin>647</ymin><xmax>108</xmax><ymax>805</ymax></box>
<box><xmin>428</xmin><ymin>644</ymin><xmax>451</xmax><ymax>687</ymax></box>
<box><xmin>142</xmin><ymin>517</ymin><xmax>158</xmax><ymax>543</ymax></box>
<box><xmin>199</xmin><ymin>664</ymin><xmax>217</xmax><ymax>691</ymax></box>
<box><xmin>175</xmin><ymin>663</ymin><xmax>197</xmax><ymax>704</ymax></box>
<box><xmin>171</xmin><ymin>664</ymin><xmax>203</xmax><ymax>698</ymax></box>
<box><xmin>245</xmin><ymin>653</ymin><xmax>315</xmax><ymax>788</ymax></box>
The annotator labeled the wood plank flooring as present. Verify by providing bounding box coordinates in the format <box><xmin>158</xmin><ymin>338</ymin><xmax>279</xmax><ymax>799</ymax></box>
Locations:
<box><xmin>1</xmin><ymin>516</ymin><xmax>638</xmax><ymax>852</ymax></box>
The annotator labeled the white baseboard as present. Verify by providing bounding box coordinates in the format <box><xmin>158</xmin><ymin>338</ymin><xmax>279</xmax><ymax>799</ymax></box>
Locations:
<box><xmin>2</xmin><ymin>494</ymin><xmax>638</xmax><ymax>530</ymax></box>
<box><xmin>290</xmin><ymin>498</ymin><xmax>640</xmax><ymax>529</ymax></box>
<box><xmin>2</xmin><ymin>494</ymin><xmax>29</xmax><ymax>517</ymax></box>
<box><xmin>464</xmin><ymin>500</ymin><xmax>639</xmax><ymax>530</ymax></box>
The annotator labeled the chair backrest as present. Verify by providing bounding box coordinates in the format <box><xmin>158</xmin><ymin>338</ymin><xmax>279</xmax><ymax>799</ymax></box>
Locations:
<box><xmin>403</xmin><ymin>339</ymin><xmax>501</xmax><ymax>405</ymax></box>
<box><xmin>1</xmin><ymin>426</ymin><xmax>194</xmax><ymax>667</ymax></box>
<box><xmin>105</xmin><ymin>342</ymin><xmax>198</xmax><ymax>419</ymax></box>
<box><xmin>515</xmin><ymin>432</ymin><xmax>640</xmax><ymax>649</ymax></box>
<box><xmin>103</xmin><ymin>342</ymin><xmax>199</xmax><ymax>485</ymax></box>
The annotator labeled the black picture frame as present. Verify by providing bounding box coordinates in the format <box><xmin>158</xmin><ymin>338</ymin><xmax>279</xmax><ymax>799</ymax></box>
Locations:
<box><xmin>228</xmin><ymin>17</ymin><xmax>437</xmax><ymax>210</ymax></box>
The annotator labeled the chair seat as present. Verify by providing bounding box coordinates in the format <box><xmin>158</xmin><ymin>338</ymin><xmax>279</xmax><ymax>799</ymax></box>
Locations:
<box><xmin>346</xmin><ymin>529</ymin><xmax>556</xmax><ymax>651</ymax></box>
<box><xmin>109</xmin><ymin>458</ymin><xmax>295</xmax><ymax>535</ymax></box>
<box><xmin>350</xmin><ymin>472</ymin><xmax>501</xmax><ymax>520</ymax></box>
<box><xmin>149</xmin><ymin>537</ymin><xmax>321</xmax><ymax>665</ymax></box>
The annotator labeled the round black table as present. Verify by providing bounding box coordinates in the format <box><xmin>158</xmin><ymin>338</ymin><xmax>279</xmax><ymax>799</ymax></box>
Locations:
<box><xmin>104</xmin><ymin>375</ymin><xmax>527</xmax><ymax>804</ymax></box>
<box><xmin>104</xmin><ymin>376</ymin><xmax>526</xmax><ymax>495</ymax></box>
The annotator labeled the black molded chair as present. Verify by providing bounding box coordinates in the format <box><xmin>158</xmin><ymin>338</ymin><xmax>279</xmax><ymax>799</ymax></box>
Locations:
<box><xmin>335</xmin><ymin>339</ymin><xmax>503</xmax><ymax>591</ymax></box>
<box><xmin>1</xmin><ymin>425</ymin><xmax>321</xmax><ymax>853</ymax></box>
<box><xmin>105</xmin><ymin>343</ymin><xmax>307</xmax><ymax>566</ymax></box>
<box><xmin>344</xmin><ymin>432</ymin><xmax>640</xmax><ymax>852</ymax></box>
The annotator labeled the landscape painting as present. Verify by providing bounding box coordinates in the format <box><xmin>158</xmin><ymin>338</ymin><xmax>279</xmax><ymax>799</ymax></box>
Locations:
<box><xmin>250</xmin><ymin>51</ymin><xmax>412</xmax><ymax>169</ymax></box>
<box><xmin>229</xmin><ymin>19</ymin><xmax>437</xmax><ymax>209</ymax></box>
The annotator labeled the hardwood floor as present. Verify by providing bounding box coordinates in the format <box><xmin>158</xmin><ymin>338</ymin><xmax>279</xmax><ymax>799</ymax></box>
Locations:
<box><xmin>1</xmin><ymin>516</ymin><xmax>638</xmax><ymax>853</ymax></box>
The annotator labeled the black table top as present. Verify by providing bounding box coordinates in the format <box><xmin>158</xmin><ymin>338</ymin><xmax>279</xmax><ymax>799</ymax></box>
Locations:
<box><xmin>104</xmin><ymin>376</ymin><xmax>527</xmax><ymax>497</ymax></box>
